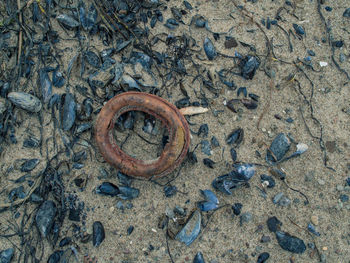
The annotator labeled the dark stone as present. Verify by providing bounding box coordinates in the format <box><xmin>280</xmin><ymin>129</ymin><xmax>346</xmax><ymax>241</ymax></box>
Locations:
<box><xmin>224</xmin><ymin>37</ymin><xmax>238</xmax><ymax>49</ymax></box>
<box><xmin>266</xmin><ymin>133</ymin><xmax>290</xmax><ymax>163</ymax></box>
<box><xmin>260</xmin><ymin>235</ymin><xmax>271</xmax><ymax>243</ymax></box>
<box><xmin>344</xmin><ymin>8</ymin><xmax>350</xmax><ymax>18</ymax></box>
<box><xmin>232</xmin><ymin>203</ymin><xmax>243</xmax><ymax>216</ymax></box>
<box><xmin>340</xmin><ymin>194</ymin><xmax>349</xmax><ymax>202</ymax></box>
<box><xmin>193</xmin><ymin>252</ymin><xmax>205</xmax><ymax>263</ymax></box>
<box><xmin>127</xmin><ymin>225</ymin><xmax>134</xmax><ymax>235</ymax></box>
<box><xmin>346</xmin><ymin>177</ymin><xmax>350</xmax><ymax>186</ymax></box>
<box><xmin>68</xmin><ymin>207</ymin><xmax>81</xmax><ymax>221</ymax></box>
<box><xmin>325</xmin><ymin>141</ymin><xmax>336</xmax><ymax>153</ymax></box>
<box><xmin>267</xmin><ymin>216</ymin><xmax>282</xmax><ymax>232</ymax></box>
<box><xmin>257</xmin><ymin>252</ymin><xmax>270</xmax><ymax>263</ymax></box>
<box><xmin>164</xmin><ymin>185</ymin><xmax>177</xmax><ymax>197</ymax></box>
<box><xmin>275</xmin><ymin>231</ymin><xmax>306</xmax><ymax>254</ymax></box>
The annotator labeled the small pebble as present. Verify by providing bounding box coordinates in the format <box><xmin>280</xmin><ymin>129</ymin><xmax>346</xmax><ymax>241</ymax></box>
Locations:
<box><xmin>174</xmin><ymin>206</ymin><xmax>185</xmax><ymax>216</ymax></box>
<box><xmin>240</xmin><ymin>212</ymin><xmax>253</xmax><ymax>225</ymax></box>
<box><xmin>285</xmin><ymin>117</ymin><xmax>294</xmax><ymax>123</ymax></box>
<box><xmin>232</xmin><ymin>203</ymin><xmax>243</xmax><ymax>216</ymax></box>
<box><xmin>332</xmin><ymin>40</ymin><xmax>343</xmax><ymax>48</ymax></box>
<box><xmin>260</xmin><ymin>235</ymin><xmax>271</xmax><ymax>243</ymax></box>
<box><xmin>279</xmin><ymin>196</ymin><xmax>291</xmax><ymax>207</ymax></box>
<box><xmin>346</xmin><ymin>177</ymin><xmax>350</xmax><ymax>186</ymax></box>
<box><xmin>336</xmin><ymin>202</ymin><xmax>343</xmax><ymax>210</ymax></box>
<box><xmin>340</xmin><ymin>194</ymin><xmax>349</xmax><ymax>202</ymax></box>
<box><xmin>127</xmin><ymin>225</ymin><xmax>134</xmax><ymax>235</ymax></box>
<box><xmin>267</xmin><ymin>216</ymin><xmax>282</xmax><ymax>232</ymax></box>
<box><xmin>257</xmin><ymin>252</ymin><xmax>270</xmax><ymax>263</ymax></box>
<box><xmin>307</xmin><ymin>50</ymin><xmax>315</xmax><ymax>56</ymax></box>
<box><xmin>337</xmin><ymin>185</ymin><xmax>344</xmax><ymax>191</ymax></box>
<box><xmin>294</xmin><ymin>198</ymin><xmax>301</xmax><ymax>205</ymax></box>
<box><xmin>201</xmin><ymin>140</ymin><xmax>212</xmax><ymax>156</ymax></box>
<box><xmin>339</xmin><ymin>53</ymin><xmax>346</xmax><ymax>63</ymax></box>
<box><xmin>318</xmin><ymin>179</ymin><xmax>325</xmax><ymax>185</ymax></box>
<box><xmin>344</xmin><ymin>8</ymin><xmax>350</xmax><ymax>18</ymax></box>
<box><xmin>308</xmin><ymin>242</ymin><xmax>315</xmax><ymax>249</ymax></box>
<box><xmin>311</xmin><ymin>215</ymin><xmax>319</xmax><ymax>226</ymax></box>
<box><xmin>325</xmin><ymin>6</ymin><xmax>332</xmax><ymax>12</ymax></box>
<box><xmin>116</xmin><ymin>201</ymin><xmax>124</xmax><ymax>210</ymax></box>
<box><xmin>273</xmin><ymin>192</ymin><xmax>284</xmax><ymax>204</ymax></box>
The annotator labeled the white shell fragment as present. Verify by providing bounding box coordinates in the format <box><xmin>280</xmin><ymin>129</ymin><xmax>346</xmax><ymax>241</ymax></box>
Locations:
<box><xmin>179</xmin><ymin>106</ymin><xmax>208</xmax><ymax>115</ymax></box>
<box><xmin>295</xmin><ymin>143</ymin><xmax>308</xmax><ymax>155</ymax></box>
<box><xmin>319</xmin><ymin>61</ymin><xmax>328</xmax><ymax>67</ymax></box>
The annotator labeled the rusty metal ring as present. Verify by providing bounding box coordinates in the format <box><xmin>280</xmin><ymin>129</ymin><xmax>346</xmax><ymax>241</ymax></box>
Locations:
<box><xmin>95</xmin><ymin>92</ymin><xmax>190</xmax><ymax>179</ymax></box>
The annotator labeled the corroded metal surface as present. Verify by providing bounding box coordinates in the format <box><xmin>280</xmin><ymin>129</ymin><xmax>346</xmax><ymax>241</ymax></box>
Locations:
<box><xmin>95</xmin><ymin>92</ymin><xmax>190</xmax><ymax>179</ymax></box>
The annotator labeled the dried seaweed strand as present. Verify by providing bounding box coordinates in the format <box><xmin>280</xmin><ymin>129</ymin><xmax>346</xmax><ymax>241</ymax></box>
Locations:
<box><xmin>257</xmin><ymin>79</ymin><xmax>273</xmax><ymax>130</ymax></box>
<box><xmin>316</xmin><ymin>0</ymin><xmax>350</xmax><ymax>80</ymax></box>
<box><xmin>293</xmin><ymin>64</ymin><xmax>335</xmax><ymax>171</ymax></box>
<box><xmin>0</xmin><ymin>175</ymin><xmax>42</xmax><ymax>209</ymax></box>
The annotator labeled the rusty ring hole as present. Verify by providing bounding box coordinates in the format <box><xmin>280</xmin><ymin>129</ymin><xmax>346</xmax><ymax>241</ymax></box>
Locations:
<box><xmin>112</xmin><ymin>110</ymin><xmax>170</xmax><ymax>161</ymax></box>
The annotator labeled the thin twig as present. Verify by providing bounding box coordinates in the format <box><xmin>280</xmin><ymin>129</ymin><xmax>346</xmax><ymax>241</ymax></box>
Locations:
<box><xmin>17</xmin><ymin>0</ymin><xmax>23</xmax><ymax>65</ymax></box>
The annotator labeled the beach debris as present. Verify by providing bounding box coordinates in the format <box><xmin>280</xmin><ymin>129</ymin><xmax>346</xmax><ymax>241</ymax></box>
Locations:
<box><xmin>57</xmin><ymin>14</ymin><xmax>80</xmax><ymax>29</ymax></box>
<box><xmin>36</xmin><ymin>200</ymin><xmax>57</xmax><ymax>238</ymax></box>
<box><xmin>93</xmin><ymin>221</ymin><xmax>105</xmax><ymax>247</ymax></box>
<box><xmin>39</xmin><ymin>69</ymin><xmax>52</xmax><ymax>104</ymax></box>
<box><xmin>226</xmin><ymin>128</ymin><xmax>244</xmax><ymax>146</ymax></box>
<box><xmin>0</xmin><ymin>248</ymin><xmax>14</xmax><ymax>263</ymax></box>
<box><xmin>232</xmin><ymin>203</ymin><xmax>243</xmax><ymax>216</ymax></box>
<box><xmin>267</xmin><ymin>216</ymin><xmax>282</xmax><ymax>232</ymax></box>
<box><xmin>266</xmin><ymin>133</ymin><xmax>308</xmax><ymax>165</ymax></box>
<box><xmin>343</xmin><ymin>8</ymin><xmax>350</xmax><ymax>18</ymax></box>
<box><xmin>275</xmin><ymin>231</ymin><xmax>306</xmax><ymax>254</ymax></box>
<box><xmin>197</xmin><ymin>189</ymin><xmax>219</xmax><ymax>211</ymax></box>
<box><xmin>47</xmin><ymin>250</ymin><xmax>64</xmax><ymax>263</ymax></box>
<box><xmin>260</xmin><ymin>174</ymin><xmax>275</xmax><ymax>188</ymax></box>
<box><xmin>293</xmin><ymin>23</ymin><xmax>305</xmax><ymax>36</ymax></box>
<box><xmin>8</xmin><ymin>92</ymin><xmax>42</xmax><ymax>113</ymax></box>
<box><xmin>20</xmin><ymin>158</ymin><xmax>40</xmax><ymax>172</ymax></box>
<box><xmin>193</xmin><ymin>252</ymin><xmax>205</xmax><ymax>263</ymax></box>
<box><xmin>240</xmin><ymin>212</ymin><xmax>253</xmax><ymax>225</ymax></box>
<box><xmin>239</xmin><ymin>56</ymin><xmax>260</xmax><ymax>79</ymax></box>
<box><xmin>175</xmin><ymin>210</ymin><xmax>201</xmax><ymax>246</ymax></box>
<box><xmin>164</xmin><ymin>185</ymin><xmax>178</xmax><ymax>197</ymax></box>
<box><xmin>179</xmin><ymin>106</ymin><xmax>208</xmax><ymax>115</ymax></box>
<box><xmin>96</xmin><ymin>182</ymin><xmax>139</xmax><ymax>200</ymax></box>
<box><xmin>96</xmin><ymin>182</ymin><xmax>120</xmax><ymax>196</ymax></box>
<box><xmin>307</xmin><ymin>223</ymin><xmax>321</xmax><ymax>236</ymax></box>
<box><xmin>257</xmin><ymin>252</ymin><xmax>270</xmax><ymax>263</ymax></box>
<box><xmin>212</xmin><ymin>163</ymin><xmax>255</xmax><ymax>194</ymax></box>
<box><xmin>203</xmin><ymin>37</ymin><xmax>217</xmax><ymax>60</ymax></box>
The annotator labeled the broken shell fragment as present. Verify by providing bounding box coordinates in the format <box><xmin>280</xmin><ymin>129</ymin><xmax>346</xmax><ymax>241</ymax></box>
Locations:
<box><xmin>8</xmin><ymin>92</ymin><xmax>42</xmax><ymax>113</ymax></box>
<box><xmin>175</xmin><ymin>210</ymin><xmax>201</xmax><ymax>246</ymax></box>
<box><xmin>179</xmin><ymin>106</ymin><xmax>208</xmax><ymax>115</ymax></box>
